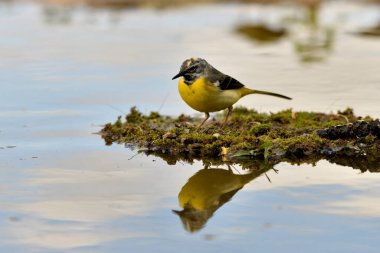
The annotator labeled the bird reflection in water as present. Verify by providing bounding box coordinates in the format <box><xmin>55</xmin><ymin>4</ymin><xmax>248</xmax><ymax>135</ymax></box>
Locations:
<box><xmin>173</xmin><ymin>163</ymin><xmax>273</xmax><ymax>233</ymax></box>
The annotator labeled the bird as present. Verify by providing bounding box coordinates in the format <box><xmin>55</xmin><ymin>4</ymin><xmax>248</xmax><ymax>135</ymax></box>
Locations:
<box><xmin>172</xmin><ymin>57</ymin><xmax>292</xmax><ymax>128</ymax></box>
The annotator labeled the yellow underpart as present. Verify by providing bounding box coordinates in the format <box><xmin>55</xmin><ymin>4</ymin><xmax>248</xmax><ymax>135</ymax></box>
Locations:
<box><xmin>178</xmin><ymin>169</ymin><xmax>254</xmax><ymax>210</ymax></box>
<box><xmin>178</xmin><ymin>77</ymin><xmax>254</xmax><ymax>113</ymax></box>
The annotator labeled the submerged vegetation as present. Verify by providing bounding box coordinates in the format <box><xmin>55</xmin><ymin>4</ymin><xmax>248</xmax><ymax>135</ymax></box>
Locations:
<box><xmin>40</xmin><ymin>0</ymin><xmax>310</xmax><ymax>9</ymax></box>
<box><xmin>100</xmin><ymin>106</ymin><xmax>380</xmax><ymax>172</ymax></box>
<box><xmin>236</xmin><ymin>23</ymin><xmax>288</xmax><ymax>43</ymax></box>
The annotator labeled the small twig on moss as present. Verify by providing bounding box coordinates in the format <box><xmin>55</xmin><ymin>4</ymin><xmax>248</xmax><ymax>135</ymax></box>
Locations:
<box><xmin>337</xmin><ymin>114</ymin><xmax>349</xmax><ymax>123</ymax></box>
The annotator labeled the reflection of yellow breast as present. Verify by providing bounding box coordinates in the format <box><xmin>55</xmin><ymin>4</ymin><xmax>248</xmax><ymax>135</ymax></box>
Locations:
<box><xmin>178</xmin><ymin>169</ymin><xmax>251</xmax><ymax>210</ymax></box>
<box><xmin>178</xmin><ymin>77</ymin><xmax>242</xmax><ymax>113</ymax></box>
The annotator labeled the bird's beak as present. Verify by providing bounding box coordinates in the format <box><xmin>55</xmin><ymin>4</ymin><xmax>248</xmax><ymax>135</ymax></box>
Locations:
<box><xmin>172</xmin><ymin>70</ymin><xmax>186</xmax><ymax>80</ymax></box>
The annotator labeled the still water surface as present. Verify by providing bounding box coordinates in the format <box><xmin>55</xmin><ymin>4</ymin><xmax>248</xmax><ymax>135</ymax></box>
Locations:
<box><xmin>0</xmin><ymin>1</ymin><xmax>380</xmax><ymax>252</ymax></box>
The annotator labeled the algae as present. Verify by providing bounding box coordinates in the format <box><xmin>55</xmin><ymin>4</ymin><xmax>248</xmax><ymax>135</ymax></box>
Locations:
<box><xmin>235</xmin><ymin>23</ymin><xmax>287</xmax><ymax>44</ymax></box>
<box><xmin>100</xmin><ymin>106</ymin><xmax>380</xmax><ymax>171</ymax></box>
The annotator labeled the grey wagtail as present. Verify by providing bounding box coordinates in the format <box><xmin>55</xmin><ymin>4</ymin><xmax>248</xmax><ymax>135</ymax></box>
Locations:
<box><xmin>172</xmin><ymin>58</ymin><xmax>292</xmax><ymax>128</ymax></box>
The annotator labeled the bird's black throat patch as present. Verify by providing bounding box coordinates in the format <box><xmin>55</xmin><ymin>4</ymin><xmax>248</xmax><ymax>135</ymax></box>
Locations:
<box><xmin>183</xmin><ymin>75</ymin><xmax>196</xmax><ymax>85</ymax></box>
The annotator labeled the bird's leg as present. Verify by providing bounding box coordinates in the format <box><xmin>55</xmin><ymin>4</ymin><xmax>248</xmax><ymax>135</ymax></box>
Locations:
<box><xmin>197</xmin><ymin>112</ymin><xmax>209</xmax><ymax>130</ymax></box>
<box><xmin>203</xmin><ymin>163</ymin><xmax>210</xmax><ymax>170</ymax></box>
<box><xmin>223</xmin><ymin>106</ymin><xmax>233</xmax><ymax>127</ymax></box>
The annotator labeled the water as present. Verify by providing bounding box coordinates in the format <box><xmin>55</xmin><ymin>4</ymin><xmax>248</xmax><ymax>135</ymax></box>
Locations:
<box><xmin>0</xmin><ymin>1</ymin><xmax>380</xmax><ymax>252</ymax></box>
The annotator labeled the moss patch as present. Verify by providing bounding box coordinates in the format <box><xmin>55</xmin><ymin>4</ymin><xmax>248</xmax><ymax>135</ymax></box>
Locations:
<box><xmin>99</xmin><ymin>106</ymin><xmax>380</xmax><ymax>170</ymax></box>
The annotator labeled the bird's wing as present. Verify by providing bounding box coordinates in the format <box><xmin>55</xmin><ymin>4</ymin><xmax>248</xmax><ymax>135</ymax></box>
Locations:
<box><xmin>218</xmin><ymin>75</ymin><xmax>245</xmax><ymax>90</ymax></box>
<box><xmin>206</xmin><ymin>67</ymin><xmax>245</xmax><ymax>90</ymax></box>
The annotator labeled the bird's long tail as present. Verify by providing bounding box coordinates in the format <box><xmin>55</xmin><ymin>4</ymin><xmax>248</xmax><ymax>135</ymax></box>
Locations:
<box><xmin>241</xmin><ymin>87</ymin><xmax>292</xmax><ymax>100</ymax></box>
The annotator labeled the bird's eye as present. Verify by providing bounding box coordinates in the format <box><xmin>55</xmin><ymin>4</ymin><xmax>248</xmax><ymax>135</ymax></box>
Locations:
<box><xmin>188</xmin><ymin>65</ymin><xmax>198</xmax><ymax>72</ymax></box>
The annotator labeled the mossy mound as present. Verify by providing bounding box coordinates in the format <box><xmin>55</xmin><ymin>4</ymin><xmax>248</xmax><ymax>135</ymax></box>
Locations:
<box><xmin>100</xmin><ymin>106</ymin><xmax>380</xmax><ymax>170</ymax></box>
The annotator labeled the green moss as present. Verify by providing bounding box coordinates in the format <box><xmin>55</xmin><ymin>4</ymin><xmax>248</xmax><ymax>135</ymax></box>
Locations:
<box><xmin>114</xmin><ymin>116</ymin><xmax>123</xmax><ymax>128</ymax></box>
<box><xmin>338</xmin><ymin>107</ymin><xmax>354</xmax><ymax>117</ymax></box>
<box><xmin>249</xmin><ymin>123</ymin><xmax>272</xmax><ymax>136</ymax></box>
<box><xmin>148</xmin><ymin>111</ymin><xmax>161</xmax><ymax>119</ymax></box>
<box><xmin>273</xmin><ymin>132</ymin><xmax>324</xmax><ymax>157</ymax></box>
<box><xmin>125</xmin><ymin>106</ymin><xmax>143</xmax><ymax>124</ymax></box>
<box><xmin>100</xmin><ymin>106</ymin><xmax>379</xmax><ymax>164</ymax></box>
<box><xmin>269</xmin><ymin>109</ymin><xmax>292</xmax><ymax>124</ymax></box>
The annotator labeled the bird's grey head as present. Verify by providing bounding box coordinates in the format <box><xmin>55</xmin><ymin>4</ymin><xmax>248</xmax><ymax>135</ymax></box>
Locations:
<box><xmin>172</xmin><ymin>58</ymin><xmax>208</xmax><ymax>84</ymax></box>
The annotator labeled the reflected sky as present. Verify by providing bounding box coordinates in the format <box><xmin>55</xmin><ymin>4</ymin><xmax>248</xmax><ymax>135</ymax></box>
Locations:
<box><xmin>0</xmin><ymin>1</ymin><xmax>380</xmax><ymax>252</ymax></box>
<box><xmin>2</xmin><ymin>145</ymin><xmax>380</xmax><ymax>252</ymax></box>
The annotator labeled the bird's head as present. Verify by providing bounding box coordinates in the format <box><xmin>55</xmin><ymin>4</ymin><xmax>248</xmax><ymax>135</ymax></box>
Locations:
<box><xmin>172</xmin><ymin>57</ymin><xmax>207</xmax><ymax>84</ymax></box>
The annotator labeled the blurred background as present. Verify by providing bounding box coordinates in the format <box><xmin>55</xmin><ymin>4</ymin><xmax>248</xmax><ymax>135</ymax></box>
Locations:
<box><xmin>1</xmin><ymin>0</ymin><xmax>379</xmax><ymax>119</ymax></box>
<box><xmin>0</xmin><ymin>0</ymin><xmax>380</xmax><ymax>252</ymax></box>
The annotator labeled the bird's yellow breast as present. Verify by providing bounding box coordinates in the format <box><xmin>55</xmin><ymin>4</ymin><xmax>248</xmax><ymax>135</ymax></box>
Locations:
<box><xmin>178</xmin><ymin>77</ymin><xmax>243</xmax><ymax>113</ymax></box>
<box><xmin>178</xmin><ymin>169</ymin><xmax>250</xmax><ymax>210</ymax></box>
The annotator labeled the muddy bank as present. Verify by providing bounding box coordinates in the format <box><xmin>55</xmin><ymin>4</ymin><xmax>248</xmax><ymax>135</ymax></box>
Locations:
<box><xmin>99</xmin><ymin>107</ymin><xmax>380</xmax><ymax>171</ymax></box>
